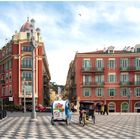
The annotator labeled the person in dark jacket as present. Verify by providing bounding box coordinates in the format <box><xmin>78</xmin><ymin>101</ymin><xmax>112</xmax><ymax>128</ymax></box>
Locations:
<box><xmin>89</xmin><ymin>104</ymin><xmax>95</xmax><ymax>124</ymax></box>
<box><xmin>103</xmin><ymin>104</ymin><xmax>108</xmax><ymax>115</ymax></box>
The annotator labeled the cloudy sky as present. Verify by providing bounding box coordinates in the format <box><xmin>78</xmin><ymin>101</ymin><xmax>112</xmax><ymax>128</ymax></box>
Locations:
<box><xmin>1</xmin><ymin>1</ymin><xmax>140</xmax><ymax>85</ymax></box>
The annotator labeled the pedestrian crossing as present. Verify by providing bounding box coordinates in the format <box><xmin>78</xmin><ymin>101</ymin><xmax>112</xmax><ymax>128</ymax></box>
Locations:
<box><xmin>0</xmin><ymin>112</ymin><xmax>140</xmax><ymax>139</ymax></box>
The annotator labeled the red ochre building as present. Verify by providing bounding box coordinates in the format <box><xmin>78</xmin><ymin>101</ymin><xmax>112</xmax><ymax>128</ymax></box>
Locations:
<box><xmin>0</xmin><ymin>18</ymin><xmax>51</xmax><ymax>107</ymax></box>
<box><xmin>66</xmin><ymin>45</ymin><xmax>140</xmax><ymax>112</ymax></box>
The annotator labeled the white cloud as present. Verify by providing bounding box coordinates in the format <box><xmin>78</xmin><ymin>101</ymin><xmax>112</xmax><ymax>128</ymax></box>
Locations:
<box><xmin>125</xmin><ymin>7</ymin><xmax>140</xmax><ymax>24</ymax></box>
<box><xmin>1</xmin><ymin>2</ymin><xmax>140</xmax><ymax>85</ymax></box>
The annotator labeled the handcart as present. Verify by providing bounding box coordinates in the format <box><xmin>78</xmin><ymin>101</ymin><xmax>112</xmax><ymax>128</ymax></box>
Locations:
<box><xmin>51</xmin><ymin>100</ymin><xmax>72</xmax><ymax>125</ymax></box>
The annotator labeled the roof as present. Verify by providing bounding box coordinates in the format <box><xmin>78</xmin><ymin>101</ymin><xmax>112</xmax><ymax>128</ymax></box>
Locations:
<box><xmin>20</xmin><ymin>21</ymin><xmax>31</xmax><ymax>32</ymax></box>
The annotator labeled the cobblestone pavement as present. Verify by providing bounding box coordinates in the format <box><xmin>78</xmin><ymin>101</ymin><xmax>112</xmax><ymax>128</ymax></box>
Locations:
<box><xmin>0</xmin><ymin>112</ymin><xmax>140</xmax><ymax>139</ymax></box>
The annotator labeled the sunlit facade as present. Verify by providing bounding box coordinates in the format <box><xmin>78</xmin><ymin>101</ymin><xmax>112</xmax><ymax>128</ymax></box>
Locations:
<box><xmin>66</xmin><ymin>45</ymin><xmax>140</xmax><ymax>112</ymax></box>
<box><xmin>0</xmin><ymin>18</ymin><xmax>51</xmax><ymax>107</ymax></box>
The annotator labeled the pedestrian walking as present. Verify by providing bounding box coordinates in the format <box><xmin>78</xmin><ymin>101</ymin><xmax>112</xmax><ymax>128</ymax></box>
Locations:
<box><xmin>103</xmin><ymin>104</ymin><xmax>108</xmax><ymax>115</ymax></box>
<box><xmin>89</xmin><ymin>104</ymin><xmax>95</xmax><ymax>124</ymax></box>
<box><xmin>101</xmin><ymin>104</ymin><xmax>104</xmax><ymax>115</ymax></box>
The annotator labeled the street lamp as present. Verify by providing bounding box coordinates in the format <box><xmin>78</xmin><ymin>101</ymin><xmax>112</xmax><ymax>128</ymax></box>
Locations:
<box><xmin>23</xmin><ymin>79</ymin><xmax>26</xmax><ymax>113</ymax></box>
<box><xmin>127</xmin><ymin>88</ymin><xmax>131</xmax><ymax>112</ymax></box>
<box><xmin>30</xmin><ymin>19</ymin><xmax>41</xmax><ymax>121</ymax></box>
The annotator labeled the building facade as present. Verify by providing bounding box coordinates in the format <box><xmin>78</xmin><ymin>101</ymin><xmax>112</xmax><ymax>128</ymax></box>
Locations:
<box><xmin>0</xmin><ymin>18</ymin><xmax>51</xmax><ymax>107</ymax></box>
<box><xmin>66</xmin><ymin>45</ymin><xmax>140</xmax><ymax>112</ymax></box>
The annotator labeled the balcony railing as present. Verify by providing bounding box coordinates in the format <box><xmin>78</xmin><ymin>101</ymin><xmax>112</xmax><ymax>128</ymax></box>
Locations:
<box><xmin>120</xmin><ymin>66</ymin><xmax>135</xmax><ymax>71</ymax></box>
<box><xmin>82</xmin><ymin>82</ymin><xmax>104</xmax><ymax>87</ymax></box>
<box><xmin>83</xmin><ymin>82</ymin><xmax>92</xmax><ymax>86</ymax></box>
<box><xmin>120</xmin><ymin>81</ymin><xmax>134</xmax><ymax>86</ymax></box>
<box><xmin>135</xmin><ymin>81</ymin><xmax>140</xmax><ymax>85</ymax></box>
<box><xmin>93</xmin><ymin>67</ymin><xmax>104</xmax><ymax>73</ymax></box>
<box><xmin>81</xmin><ymin>67</ymin><xmax>93</xmax><ymax>73</ymax></box>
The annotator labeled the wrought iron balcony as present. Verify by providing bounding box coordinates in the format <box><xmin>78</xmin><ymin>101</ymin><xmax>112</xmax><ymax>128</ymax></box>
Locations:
<box><xmin>120</xmin><ymin>81</ymin><xmax>134</xmax><ymax>86</ymax></box>
<box><xmin>135</xmin><ymin>81</ymin><xmax>140</xmax><ymax>85</ymax></box>
<box><xmin>120</xmin><ymin>66</ymin><xmax>135</xmax><ymax>71</ymax></box>
<box><xmin>82</xmin><ymin>82</ymin><xmax>93</xmax><ymax>87</ymax></box>
<box><xmin>81</xmin><ymin>67</ymin><xmax>93</xmax><ymax>73</ymax></box>
<box><xmin>93</xmin><ymin>82</ymin><xmax>104</xmax><ymax>87</ymax></box>
<box><xmin>93</xmin><ymin>67</ymin><xmax>104</xmax><ymax>73</ymax></box>
<box><xmin>82</xmin><ymin>81</ymin><xmax>104</xmax><ymax>87</ymax></box>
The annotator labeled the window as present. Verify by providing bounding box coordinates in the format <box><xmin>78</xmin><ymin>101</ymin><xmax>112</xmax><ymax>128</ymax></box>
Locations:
<box><xmin>9</xmin><ymin>60</ymin><xmax>12</xmax><ymax>69</ymax></box>
<box><xmin>108</xmin><ymin>59</ymin><xmax>116</xmax><ymax>69</ymax></box>
<box><xmin>22</xmin><ymin>82</ymin><xmax>32</xmax><ymax>96</ymax></box>
<box><xmin>136</xmin><ymin>48</ymin><xmax>140</xmax><ymax>52</ymax></box>
<box><xmin>135</xmin><ymin>58</ymin><xmax>140</xmax><ymax>70</ymax></box>
<box><xmin>108</xmin><ymin>74</ymin><xmax>116</xmax><ymax>83</ymax></box>
<box><xmin>121</xmin><ymin>88</ymin><xmax>129</xmax><ymax>96</ymax></box>
<box><xmin>120</xmin><ymin>59</ymin><xmax>129</xmax><ymax>69</ymax></box>
<box><xmin>22</xmin><ymin>57</ymin><xmax>32</xmax><ymax>68</ymax></box>
<box><xmin>96</xmin><ymin>59</ymin><xmax>103</xmax><ymax>68</ymax></box>
<box><xmin>121</xmin><ymin>102</ymin><xmax>129</xmax><ymax>112</ymax></box>
<box><xmin>95</xmin><ymin>88</ymin><xmax>103</xmax><ymax>96</ymax></box>
<box><xmin>6</xmin><ymin>73</ymin><xmax>8</xmax><ymax>81</ymax></box>
<box><xmin>135</xmin><ymin>74</ymin><xmax>140</xmax><ymax>85</ymax></box>
<box><xmin>9</xmin><ymin>47</ymin><xmax>12</xmax><ymax>53</ymax></box>
<box><xmin>22</xmin><ymin>71</ymin><xmax>32</xmax><ymax>80</ymax></box>
<box><xmin>83</xmin><ymin>59</ymin><xmax>91</xmax><ymax>70</ymax></box>
<box><xmin>6</xmin><ymin>61</ymin><xmax>9</xmax><ymax>70</ymax></box>
<box><xmin>95</xmin><ymin>75</ymin><xmax>104</xmax><ymax>83</ymax></box>
<box><xmin>9</xmin><ymin>85</ymin><xmax>12</xmax><ymax>95</ymax></box>
<box><xmin>27</xmin><ymin>32</ymin><xmax>30</xmax><ymax>40</ymax></box>
<box><xmin>9</xmin><ymin>72</ymin><xmax>12</xmax><ymax>81</ymax></box>
<box><xmin>108</xmin><ymin>102</ymin><xmax>115</xmax><ymax>112</ymax></box>
<box><xmin>108</xmin><ymin>88</ymin><xmax>116</xmax><ymax>96</ymax></box>
<box><xmin>83</xmin><ymin>75</ymin><xmax>92</xmax><ymax>85</ymax></box>
<box><xmin>135</xmin><ymin>88</ymin><xmax>140</xmax><ymax>97</ymax></box>
<box><xmin>120</xmin><ymin>73</ymin><xmax>129</xmax><ymax>83</ymax></box>
<box><xmin>22</xmin><ymin>45</ymin><xmax>32</xmax><ymax>52</ymax></box>
<box><xmin>83</xmin><ymin>88</ymin><xmax>91</xmax><ymax>96</ymax></box>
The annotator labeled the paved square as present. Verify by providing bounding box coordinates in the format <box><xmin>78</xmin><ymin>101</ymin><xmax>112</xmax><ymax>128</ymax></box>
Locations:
<box><xmin>0</xmin><ymin>112</ymin><xmax>140</xmax><ymax>139</ymax></box>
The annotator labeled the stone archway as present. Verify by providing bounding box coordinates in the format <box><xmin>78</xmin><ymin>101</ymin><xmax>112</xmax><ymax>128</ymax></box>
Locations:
<box><xmin>134</xmin><ymin>102</ymin><xmax>140</xmax><ymax>113</ymax></box>
<box><xmin>108</xmin><ymin>102</ymin><xmax>116</xmax><ymax>112</ymax></box>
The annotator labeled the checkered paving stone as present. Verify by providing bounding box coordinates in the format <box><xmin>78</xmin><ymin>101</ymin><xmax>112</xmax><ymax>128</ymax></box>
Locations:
<box><xmin>0</xmin><ymin>112</ymin><xmax>140</xmax><ymax>139</ymax></box>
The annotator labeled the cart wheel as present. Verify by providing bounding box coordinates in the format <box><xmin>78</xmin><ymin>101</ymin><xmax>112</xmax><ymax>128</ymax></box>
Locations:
<box><xmin>51</xmin><ymin>118</ymin><xmax>54</xmax><ymax>125</ymax></box>
<box><xmin>66</xmin><ymin>118</ymin><xmax>70</xmax><ymax>125</ymax></box>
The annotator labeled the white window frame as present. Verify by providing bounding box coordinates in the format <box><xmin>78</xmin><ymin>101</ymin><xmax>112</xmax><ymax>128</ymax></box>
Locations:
<box><xmin>108</xmin><ymin>88</ymin><xmax>116</xmax><ymax>96</ymax></box>
<box><xmin>120</xmin><ymin>73</ymin><xmax>129</xmax><ymax>83</ymax></box>
<box><xmin>120</xmin><ymin>58</ymin><xmax>129</xmax><ymax>69</ymax></box>
<box><xmin>96</xmin><ymin>59</ymin><xmax>103</xmax><ymax>68</ymax></box>
<box><xmin>108</xmin><ymin>58</ymin><xmax>116</xmax><ymax>69</ymax></box>
<box><xmin>83</xmin><ymin>88</ymin><xmax>91</xmax><ymax>97</ymax></box>
<box><xmin>83</xmin><ymin>59</ymin><xmax>91</xmax><ymax>69</ymax></box>
<box><xmin>95</xmin><ymin>88</ymin><xmax>103</xmax><ymax>96</ymax></box>
<box><xmin>108</xmin><ymin>73</ymin><xmax>116</xmax><ymax>83</ymax></box>
<box><xmin>83</xmin><ymin>75</ymin><xmax>92</xmax><ymax>85</ymax></box>
<box><xmin>134</xmin><ymin>88</ymin><xmax>140</xmax><ymax>97</ymax></box>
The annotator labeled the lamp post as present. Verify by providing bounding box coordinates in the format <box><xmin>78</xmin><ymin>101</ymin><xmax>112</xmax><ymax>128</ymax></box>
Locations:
<box><xmin>30</xmin><ymin>19</ymin><xmax>40</xmax><ymax>121</ymax></box>
<box><xmin>128</xmin><ymin>88</ymin><xmax>131</xmax><ymax>112</ymax></box>
<box><xmin>23</xmin><ymin>79</ymin><xmax>26</xmax><ymax>113</ymax></box>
